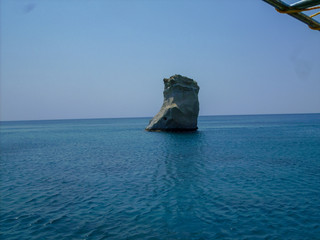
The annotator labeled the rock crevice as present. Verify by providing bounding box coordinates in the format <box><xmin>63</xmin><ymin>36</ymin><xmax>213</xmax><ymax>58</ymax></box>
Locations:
<box><xmin>146</xmin><ymin>74</ymin><xmax>200</xmax><ymax>132</ymax></box>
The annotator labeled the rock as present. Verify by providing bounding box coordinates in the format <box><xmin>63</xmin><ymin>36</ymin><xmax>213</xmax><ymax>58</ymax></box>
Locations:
<box><xmin>146</xmin><ymin>74</ymin><xmax>200</xmax><ymax>132</ymax></box>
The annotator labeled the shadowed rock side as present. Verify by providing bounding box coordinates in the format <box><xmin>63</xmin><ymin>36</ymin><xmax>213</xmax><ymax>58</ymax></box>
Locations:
<box><xmin>146</xmin><ymin>74</ymin><xmax>200</xmax><ymax>132</ymax></box>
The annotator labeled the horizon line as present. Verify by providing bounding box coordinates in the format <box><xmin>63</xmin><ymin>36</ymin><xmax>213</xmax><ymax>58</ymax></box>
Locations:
<box><xmin>1</xmin><ymin>112</ymin><xmax>319</xmax><ymax>123</ymax></box>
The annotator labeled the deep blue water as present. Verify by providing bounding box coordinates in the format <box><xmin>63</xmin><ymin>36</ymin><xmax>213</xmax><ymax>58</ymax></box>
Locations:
<box><xmin>1</xmin><ymin>114</ymin><xmax>320</xmax><ymax>240</ymax></box>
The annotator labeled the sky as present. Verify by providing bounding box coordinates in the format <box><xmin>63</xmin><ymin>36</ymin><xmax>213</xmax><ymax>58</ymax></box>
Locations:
<box><xmin>1</xmin><ymin>0</ymin><xmax>319</xmax><ymax>121</ymax></box>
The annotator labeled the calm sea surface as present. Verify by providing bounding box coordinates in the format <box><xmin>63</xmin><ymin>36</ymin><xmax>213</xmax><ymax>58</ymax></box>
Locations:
<box><xmin>1</xmin><ymin>114</ymin><xmax>320</xmax><ymax>240</ymax></box>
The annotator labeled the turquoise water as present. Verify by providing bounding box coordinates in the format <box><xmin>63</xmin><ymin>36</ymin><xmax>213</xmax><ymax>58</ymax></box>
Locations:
<box><xmin>1</xmin><ymin>114</ymin><xmax>320</xmax><ymax>239</ymax></box>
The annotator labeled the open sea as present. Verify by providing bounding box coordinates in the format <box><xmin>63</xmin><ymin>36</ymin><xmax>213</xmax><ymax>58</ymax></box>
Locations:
<box><xmin>0</xmin><ymin>114</ymin><xmax>319</xmax><ymax>240</ymax></box>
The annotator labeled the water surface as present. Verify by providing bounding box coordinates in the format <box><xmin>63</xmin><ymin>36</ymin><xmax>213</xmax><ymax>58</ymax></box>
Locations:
<box><xmin>1</xmin><ymin>114</ymin><xmax>320</xmax><ymax>239</ymax></box>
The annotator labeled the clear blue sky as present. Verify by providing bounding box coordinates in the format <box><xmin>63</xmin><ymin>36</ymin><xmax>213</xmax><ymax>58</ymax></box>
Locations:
<box><xmin>1</xmin><ymin>0</ymin><xmax>319</xmax><ymax>121</ymax></box>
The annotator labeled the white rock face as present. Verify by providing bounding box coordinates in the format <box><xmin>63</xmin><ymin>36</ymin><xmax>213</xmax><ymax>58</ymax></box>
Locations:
<box><xmin>146</xmin><ymin>74</ymin><xmax>200</xmax><ymax>132</ymax></box>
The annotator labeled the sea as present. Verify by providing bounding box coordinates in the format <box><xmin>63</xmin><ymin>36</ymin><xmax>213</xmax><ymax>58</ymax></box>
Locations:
<box><xmin>0</xmin><ymin>114</ymin><xmax>319</xmax><ymax>240</ymax></box>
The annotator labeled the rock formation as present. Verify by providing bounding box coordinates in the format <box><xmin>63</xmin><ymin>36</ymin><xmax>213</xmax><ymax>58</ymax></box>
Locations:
<box><xmin>146</xmin><ymin>74</ymin><xmax>200</xmax><ymax>132</ymax></box>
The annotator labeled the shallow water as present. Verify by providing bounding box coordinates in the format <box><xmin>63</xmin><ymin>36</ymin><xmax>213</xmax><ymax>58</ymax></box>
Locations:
<box><xmin>1</xmin><ymin>114</ymin><xmax>320</xmax><ymax>239</ymax></box>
